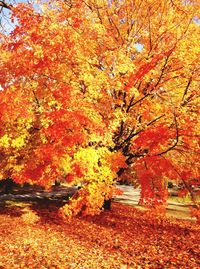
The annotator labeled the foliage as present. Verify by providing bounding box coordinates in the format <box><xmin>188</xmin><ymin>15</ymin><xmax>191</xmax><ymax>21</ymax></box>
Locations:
<box><xmin>0</xmin><ymin>0</ymin><xmax>200</xmax><ymax>216</ymax></box>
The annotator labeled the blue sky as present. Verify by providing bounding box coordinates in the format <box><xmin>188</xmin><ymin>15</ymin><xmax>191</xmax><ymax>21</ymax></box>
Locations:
<box><xmin>0</xmin><ymin>1</ymin><xmax>24</xmax><ymax>33</ymax></box>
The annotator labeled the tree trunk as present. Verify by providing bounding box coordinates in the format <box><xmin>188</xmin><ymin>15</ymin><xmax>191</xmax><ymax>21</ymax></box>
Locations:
<box><xmin>103</xmin><ymin>199</ymin><xmax>112</xmax><ymax>210</ymax></box>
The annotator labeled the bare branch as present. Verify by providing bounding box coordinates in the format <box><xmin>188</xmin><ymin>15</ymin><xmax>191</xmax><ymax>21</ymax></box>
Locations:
<box><xmin>0</xmin><ymin>1</ymin><xmax>12</xmax><ymax>10</ymax></box>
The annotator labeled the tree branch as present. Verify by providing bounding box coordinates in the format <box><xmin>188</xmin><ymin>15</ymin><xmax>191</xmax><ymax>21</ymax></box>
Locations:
<box><xmin>181</xmin><ymin>76</ymin><xmax>192</xmax><ymax>106</ymax></box>
<box><xmin>113</xmin><ymin>114</ymin><xmax>165</xmax><ymax>152</ymax></box>
<box><xmin>158</xmin><ymin>113</ymin><xmax>179</xmax><ymax>156</ymax></box>
<box><xmin>0</xmin><ymin>1</ymin><xmax>12</xmax><ymax>10</ymax></box>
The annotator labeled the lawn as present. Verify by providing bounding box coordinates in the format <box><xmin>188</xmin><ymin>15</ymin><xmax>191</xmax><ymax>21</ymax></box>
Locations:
<box><xmin>0</xmin><ymin>201</ymin><xmax>199</xmax><ymax>269</ymax></box>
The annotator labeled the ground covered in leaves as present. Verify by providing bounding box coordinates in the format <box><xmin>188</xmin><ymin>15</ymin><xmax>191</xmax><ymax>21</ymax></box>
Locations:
<box><xmin>0</xmin><ymin>201</ymin><xmax>199</xmax><ymax>269</ymax></box>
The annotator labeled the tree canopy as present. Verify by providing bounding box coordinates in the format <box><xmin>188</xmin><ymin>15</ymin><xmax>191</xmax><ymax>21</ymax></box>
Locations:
<box><xmin>0</xmin><ymin>0</ymin><xmax>199</xmax><ymax>217</ymax></box>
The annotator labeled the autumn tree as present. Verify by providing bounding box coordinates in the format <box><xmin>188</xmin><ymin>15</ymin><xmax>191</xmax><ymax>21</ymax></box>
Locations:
<box><xmin>0</xmin><ymin>0</ymin><xmax>199</xmax><ymax>217</ymax></box>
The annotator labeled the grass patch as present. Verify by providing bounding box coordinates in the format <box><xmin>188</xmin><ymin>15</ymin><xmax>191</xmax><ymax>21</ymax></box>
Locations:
<box><xmin>168</xmin><ymin>194</ymin><xmax>200</xmax><ymax>204</ymax></box>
